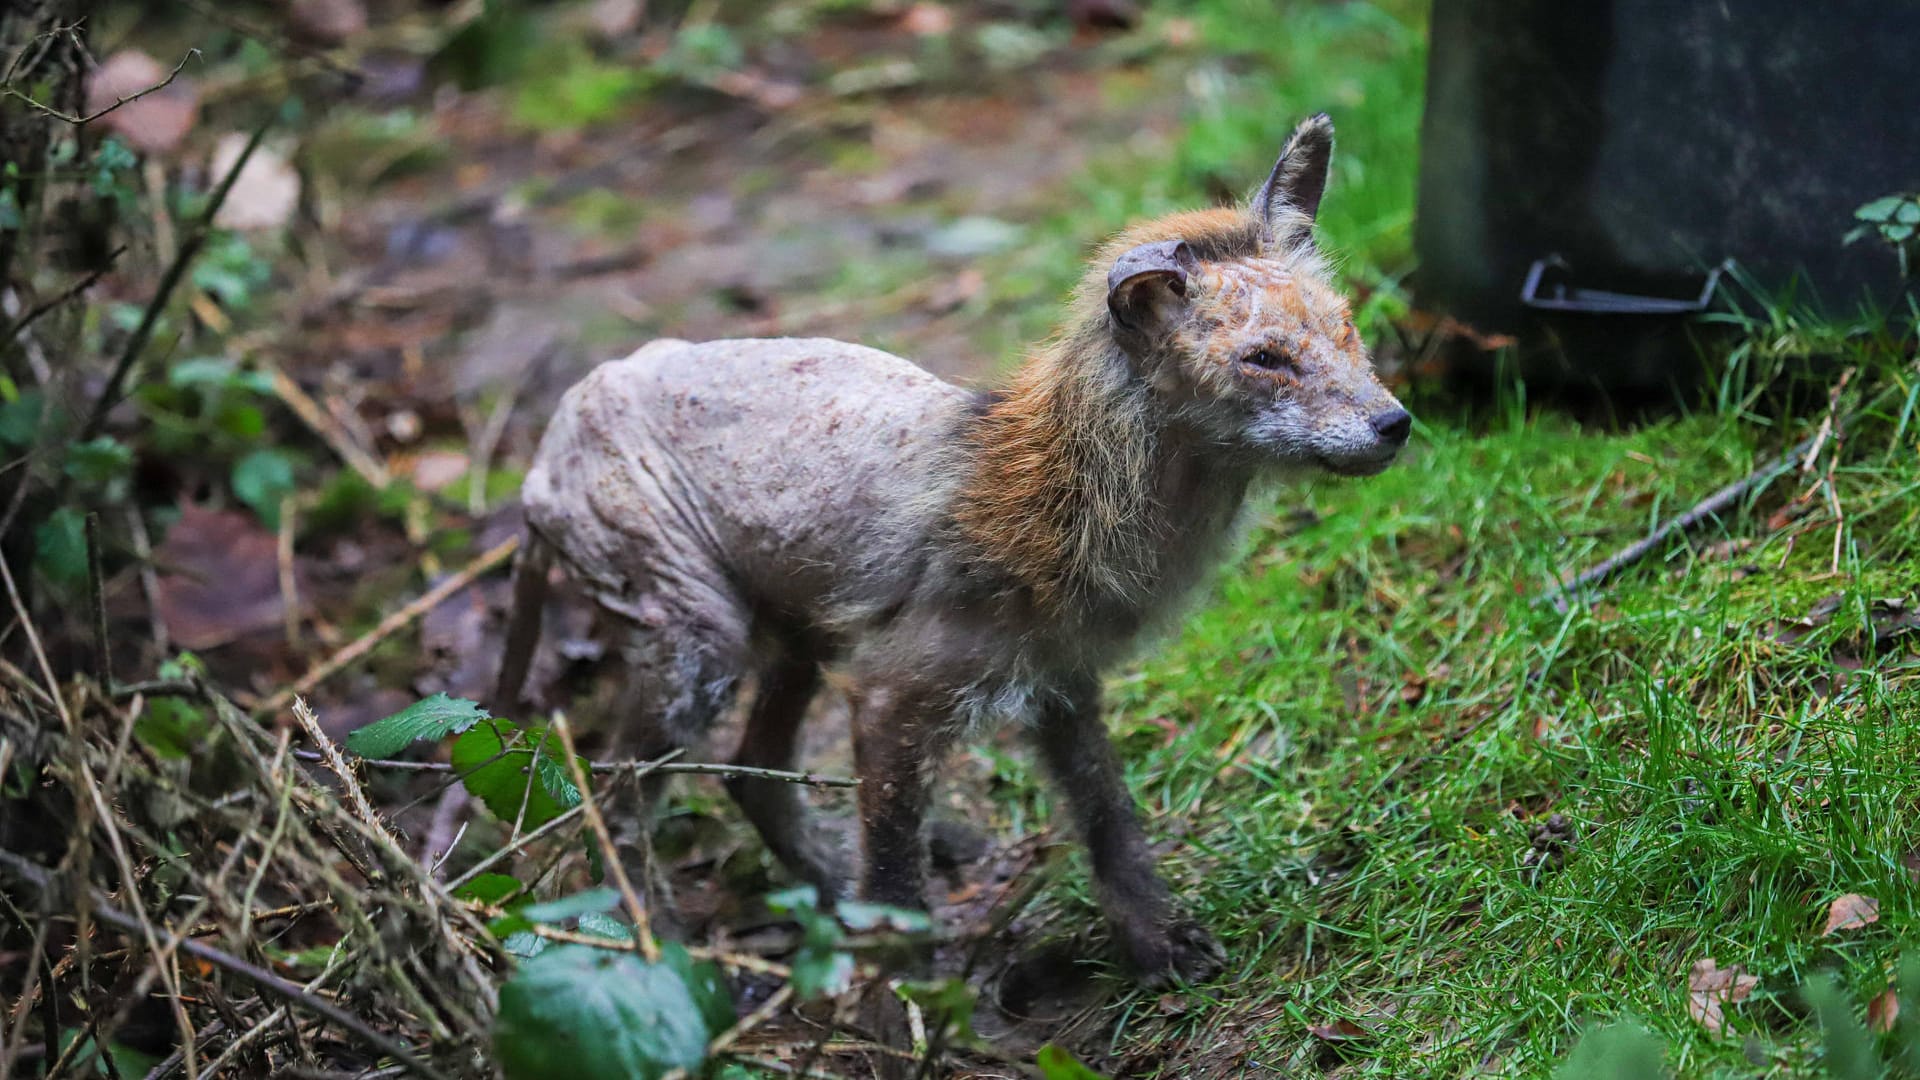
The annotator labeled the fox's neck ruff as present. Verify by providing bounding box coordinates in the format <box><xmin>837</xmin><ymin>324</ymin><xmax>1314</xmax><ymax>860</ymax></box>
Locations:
<box><xmin>951</xmin><ymin>314</ymin><xmax>1173</xmax><ymax>614</ymax></box>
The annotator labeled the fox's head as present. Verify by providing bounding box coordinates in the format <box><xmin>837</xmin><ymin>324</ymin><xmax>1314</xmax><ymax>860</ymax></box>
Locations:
<box><xmin>1099</xmin><ymin>114</ymin><xmax>1410</xmax><ymax>476</ymax></box>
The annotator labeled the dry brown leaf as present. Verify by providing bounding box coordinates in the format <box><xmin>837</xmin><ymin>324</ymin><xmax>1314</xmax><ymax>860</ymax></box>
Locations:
<box><xmin>1868</xmin><ymin>988</ymin><xmax>1899</xmax><ymax>1033</ymax></box>
<box><xmin>210</xmin><ymin>134</ymin><xmax>301</xmax><ymax>231</ymax></box>
<box><xmin>1308</xmin><ymin>1017</ymin><xmax>1373</xmax><ymax>1042</ymax></box>
<box><xmin>1687</xmin><ymin>958</ymin><xmax>1758</xmax><ymax>1037</ymax></box>
<box><xmin>1823</xmin><ymin>893</ymin><xmax>1880</xmax><ymax>936</ymax></box>
<box><xmin>154</xmin><ymin>505</ymin><xmax>300</xmax><ymax>650</ymax></box>
<box><xmin>898</xmin><ymin>2</ymin><xmax>955</xmax><ymax>36</ymax></box>
<box><xmin>87</xmin><ymin>50</ymin><xmax>200</xmax><ymax>155</ymax></box>
<box><xmin>1308</xmin><ymin>1002</ymin><xmax>1394</xmax><ymax>1042</ymax></box>
<box><xmin>408</xmin><ymin>449</ymin><xmax>471</xmax><ymax>493</ymax></box>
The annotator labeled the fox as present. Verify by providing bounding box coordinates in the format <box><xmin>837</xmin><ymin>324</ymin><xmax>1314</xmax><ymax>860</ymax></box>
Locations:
<box><xmin>494</xmin><ymin>114</ymin><xmax>1410</xmax><ymax>984</ymax></box>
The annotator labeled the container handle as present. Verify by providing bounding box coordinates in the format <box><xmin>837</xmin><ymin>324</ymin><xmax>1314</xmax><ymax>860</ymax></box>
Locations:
<box><xmin>1520</xmin><ymin>255</ymin><xmax>1731</xmax><ymax>314</ymax></box>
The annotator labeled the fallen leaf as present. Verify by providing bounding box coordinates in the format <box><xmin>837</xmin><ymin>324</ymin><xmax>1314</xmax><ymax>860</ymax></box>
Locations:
<box><xmin>210</xmin><ymin>134</ymin><xmax>301</xmax><ymax>232</ymax></box>
<box><xmin>1307</xmin><ymin>1017</ymin><xmax>1372</xmax><ymax>1042</ymax></box>
<box><xmin>1868</xmin><ymin>988</ymin><xmax>1899</xmax><ymax>1033</ymax></box>
<box><xmin>1308</xmin><ymin>1002</ymin><xmax>1394</xmax><ymax>1042</ymax></box>
<box><xmin>88</xmin><ymin>50</ymin><xmax>200</xmax><ymax>155</ymax></box>
<box><xmin>1823</xmin><ymin>893</ymin><xmax>1880</xmax><ymax>935</ymax></box>
<box><xmin>408</xmin><ymin>449</ymin><xmax>470</xmax><ymax>493</ymax></box>
<box><xmin>155</xmin><ymin>505</ymin><xmax>301</xmax><ymax>650</ymax></box>
<box><xmin>1687</xmin><ymin>958</ymin><xmax>1758</xmax><ymax>1037</ymax></box>
<box><xmin>899</xmin><ymin>2</ymin><xmax>955</xmax><ymax>36</ymax></box>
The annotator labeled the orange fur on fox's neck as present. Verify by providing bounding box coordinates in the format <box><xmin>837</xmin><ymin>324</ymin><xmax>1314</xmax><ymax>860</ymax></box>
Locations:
<box><xmin>953</xmin><ymin>208</ymin><xmax>1272</xmax><ymax>612</ymax></box>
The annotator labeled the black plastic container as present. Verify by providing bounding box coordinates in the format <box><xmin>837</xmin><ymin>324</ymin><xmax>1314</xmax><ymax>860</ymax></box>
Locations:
<box><xmin>1416</xmin><ymin>2</ymin><xmax>1920</xmax><ymax>391</ymax></box>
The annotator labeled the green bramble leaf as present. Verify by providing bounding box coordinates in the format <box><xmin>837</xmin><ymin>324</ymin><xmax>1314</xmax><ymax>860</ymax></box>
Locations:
<box><xmin>520</xmin><ymin>888</ymin><xmax>620</xmax><ymax>923</ymax></box>
<box><xmin>454</xmin><ymin>873</ymin><xmax>523</xmax><ymax>906</ymax></box>
<box><xmin>344</xmin><ymin>693</ymin><xmax>489</xmax><ymax>759</ymax></box>
<box><xmin>1037</xmin><ymin>1044</ymin><xmax>1112</xmax><ymax>1079</ymax></box>
<box><xmin>451</xmin><ymin>722</ymin><xmax>587</xmax><ymax>829</ymax></box>
<box><xmin>34</xmin><ymin>506</ymin><xmax>88</xmax><ymax>590</ymax></box>
<box><xmin>232</xmin><ymin>447</ymin><xmax>297</xmax><ymax>528</ymax></box>
<box><xmin>494</xmin><ymin>945</ymin><xmax>711</xmax><ymax>1080</ymax></box>
<box><xmin>575</xmin><ymin>912</ymin><xmax>633</xmax><ymax>943</ymax></box>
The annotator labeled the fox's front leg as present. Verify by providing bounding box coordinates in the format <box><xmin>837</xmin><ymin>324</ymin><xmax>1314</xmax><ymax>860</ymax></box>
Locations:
<box><xmin>1033</xmin><ymin>678</ymin><xmax>1224</xmax><ymax>985</ymax></box>
<box><xmin>850</xmin><ymin>682</ymin><xmax>954</xmax><ymax>910</ymax></box>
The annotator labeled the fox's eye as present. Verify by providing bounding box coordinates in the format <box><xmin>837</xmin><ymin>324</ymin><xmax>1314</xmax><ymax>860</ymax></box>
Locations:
<box><xmin>1242</xmin><ymin>348</ymin><xmax>1288</xmax><ymax>371</ymax></box>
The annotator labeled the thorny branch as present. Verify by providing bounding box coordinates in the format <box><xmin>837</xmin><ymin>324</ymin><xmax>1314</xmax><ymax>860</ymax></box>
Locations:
<box><xmin>1</xmin><ymin>27</ymin><xmax>200</xmax><ymax>126</ymax></box>
<box><xmin>290</xmin><ymin>746</ymin><xmax>862</xmax><ymax>788</ymax></box>
<box><xmin>0</xmin><ymin>848</ymin><xmax>448</xmax><ymax>1080</ymax></box>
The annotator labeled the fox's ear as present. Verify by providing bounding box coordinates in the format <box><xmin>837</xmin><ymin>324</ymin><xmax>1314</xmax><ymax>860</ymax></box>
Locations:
<box><xmin>1254</xmin><ymin>113</ymin><xmax>1334</xmax><ymax>250</ymax></box>
<box><xmin>1107</xmin><ymin>239</ymin><xmax>1196</xmax><ymax>336</ymax></box>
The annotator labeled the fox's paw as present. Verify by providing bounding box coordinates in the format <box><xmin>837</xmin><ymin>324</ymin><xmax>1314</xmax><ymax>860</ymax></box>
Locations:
<box><xmin>1125</xmin><ymin>919</ymin><xmax>1226</xmax><ymax>989</ymax></box>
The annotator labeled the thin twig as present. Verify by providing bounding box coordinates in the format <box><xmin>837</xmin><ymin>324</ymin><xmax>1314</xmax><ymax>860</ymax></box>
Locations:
<box><xmin>2</xmin><ymin>245</ymin><xmax>125</xmax><ymax>344</ymax></box>
<box><xmin>267</xmin><ymin>363</ymin><xmax>390</xmax><ymax>488</ymax></box>
<box><xmin>81</xmin><ymin>109</ymin><xmax>274</xmax><ymax>441</ymax></box>
<box><xmin>126</xmin><ymin>508</ymin><xmax>170</xmax><ymax>656</ymax></box>
<box><xmin>3</xmin><ymin>45</ymin><xmax>199</xmax><ymax>125</ymax></box>
<box><xmin>0</xmin><ymin>544</ymin><xmax>72</xmax><ymax>730</ymax></box>
<box><xmin>257</xmin><ymin>536</ymin><xmax>519</xmax><ymax>715</ymax></box>
<box><xmin>443</xmin><ymin>804</ymin><xmax>587</xmax><ymax>892</ymax></box>
<box><xmin>1542</xmin><ymin>377</ymin><xmax>1906</xmax><ymax>609</ymax></box>
<box><xmin>0</xmin><ymin>847</ymin><xmax>448</xmax><ymax>1080</ymax></box>
<box><xmin>550</xmin><ymin>711</ymin><xmax>659</xmax><ymax>961</ymax></box>
<box><xmin>278</xmin><ymin>494</ymin><xmax>302</xmax><ymax>648</ymax></box>
<box><xmin>289</xmin><ymin>747</ymin><xmax>861</xmax><ymax>788</ymax></box>
<box><xmin>86</xmin><ymin>511</ymin><xmax>112</xmax><ymax>686</ymax></box>
<box><xmin>190</xmin><ymin>939</ymin><xmax>353</xmax><ymax>1080</ymax></box>
<box><xmin>290</xmin><ymin>698</ymin><xmax>384</xmax><ymax>831</ymax></box>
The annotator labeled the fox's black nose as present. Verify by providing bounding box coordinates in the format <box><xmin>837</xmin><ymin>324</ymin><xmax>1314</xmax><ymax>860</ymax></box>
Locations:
<box><xmin>1371</xmin><ymin>407</ymin><xmax>1412</xmax><ymax>445</ymax></box>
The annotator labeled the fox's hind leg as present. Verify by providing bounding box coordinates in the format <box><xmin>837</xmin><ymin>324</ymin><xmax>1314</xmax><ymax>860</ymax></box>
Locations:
<box><xmin>599</xmin><ymin>584</ymin><xmax>754</xmax><ymax>923</ymax></box>
<box><xmin>726</xmin><ymin>638</ymin><xmax>848</xmax><ymax>899</ymax></box>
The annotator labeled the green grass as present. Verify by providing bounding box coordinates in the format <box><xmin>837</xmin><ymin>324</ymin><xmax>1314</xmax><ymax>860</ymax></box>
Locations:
<box><xmin>965</xmin><ymin>11</ymin><xmax>1920</xmax><ymax>1072</ymax></box>
<box><xmin>986</xmin><ymin>339</ymin><xmax>1920</xmax><ymax>1076</ymax></box>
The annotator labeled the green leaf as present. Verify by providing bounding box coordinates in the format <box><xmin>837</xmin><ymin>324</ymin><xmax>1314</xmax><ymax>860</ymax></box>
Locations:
<box><xmin>1884</xmin><ymin>223</ymin><xmax>1915</xmax><ymax>243</ymax></box>
<box><xmin>0</xmin><ymin>390</ymin><xmax>42</xmax><ymax>448</ymax></box>
<box><xmin>452</xmin><ymin>722</ymin><xmax>589</xmax><ymax>829</ymax></box>
<box><xmin>576</xmin><ymin>912</ymin><xmax>633</xmax><ymax>943</ymax></box>
<box><xmin>63</xmin><ymin>437</ymin><xmax>133</xmax><ymax>496</ymax></box>
<box><xmin>168</xmin><ymin>357</ymin><xmax>240</xmax><ymax>388</ymax></box>
<box><xmin>454</xmin><ymin>873</ymin><xmax>523</xmax><ymax>906</ymax></box>
<box><xmin>766</xmin><ymin>885</ymin><xmax>851</xmax><ymax>998</ymax></box>
<box><xmin>1897</xmin><ymin>200</ymin><xmax>1920</xmax><ymax>225</ymax></box>
<box><xmin>1037</xmin><ymin>1044</ymin><xmax>1112</xmax><ymax>1080</ymax></box>
<box><xmin>661</xmin><ymin>942</ymin><xmax>734</xmax><ymax>1036</ymax></box>
<box><xmin>136</xmin><ymin>697</ymin><xmax>209</xmax><ymax>759</ymax></box>
<box><xmin>232</xmin><ymin>448</ymin><xmax>297</xmax><ymax>529</ymax></box>
<box><xmin>521</xmin><ymin>888</ymin><xmax>620</xmax><ymax>923</ymax></box>
<box><xmin>35</xmin><ymin>506</ymin><xmax>88</xmax><ymax>590</ymax></box>
<box><xmin>898</xmin><ymin>977</ymin><xmax>978</xmax><ymax>1049</ymax></box>
<box><xmin>1896</xmin><ymin>952</ymin><xmax>1920</xmax><ymax>1074</ymax></box>
<box><xmin>836</xmin><ymin>900</ymin><xmax>934</xmax><ymax>934</ymax></box>
<box><xmin>344</xmin><ymin>693</ymin><xmax>490</xmax><ymax>759</ymax></box>
<box><xmin>494</xmin><ymin>945</ymin><xmax>711</xmax><ymax>1080</ymax></box>
<box><xmin>1551</xmin><ymin>1022</ymin><xmax>1666</xmax><ymax>1080</ymax></box>
<box><xmin>1803</xmin><ymin>974</ymin><xmax>1880</xmax><ymax>1080</ymax></box>
<box><xmin>789</xmin><ymin>911</ymin><xmax>852</xmax><ymax>1000</ymax></box>
<box><xmin>533</xmin><ymin>743</ymin><xmax>585</xmax><ymax>807</ymax></box>
<box><xmin>1857</xmin><ymin>196</ymin><xmax>1906</xmax><ymax>222</ymax></box>
<box><xmin>502</xmin><ymin>930</ymin><xmax>548</xmax><ymax>959</ymax></box>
